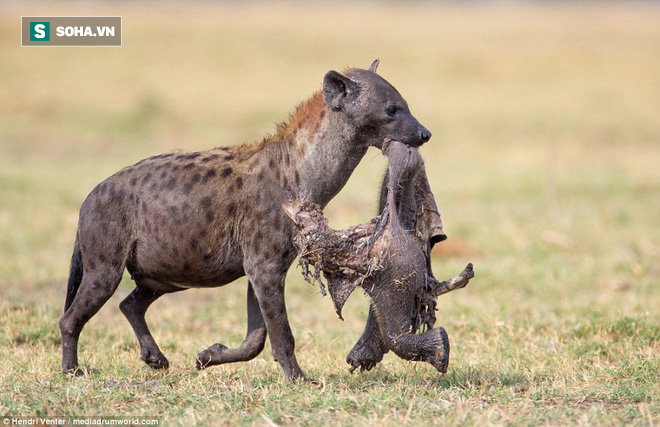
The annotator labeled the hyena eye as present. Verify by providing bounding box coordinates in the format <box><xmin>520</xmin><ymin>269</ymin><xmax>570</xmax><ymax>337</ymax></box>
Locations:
<box><xmin>385</xmin><ymin>106</ymin><xmax>398</xmax><ymax>117</ymax></box>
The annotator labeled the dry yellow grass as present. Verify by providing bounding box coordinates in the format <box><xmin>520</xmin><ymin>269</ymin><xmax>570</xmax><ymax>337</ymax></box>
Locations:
<box><xmin>1</xmin><ymin>1</ymin><xmax>660</xmax><ymax>425</ymax></box>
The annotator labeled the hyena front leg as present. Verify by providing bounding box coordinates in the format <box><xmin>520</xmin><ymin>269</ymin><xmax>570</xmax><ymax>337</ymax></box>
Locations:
<box><xmin>243</xmin><ymin>259</ymin><xmax>306</xmax><ymax>381</ymax></box>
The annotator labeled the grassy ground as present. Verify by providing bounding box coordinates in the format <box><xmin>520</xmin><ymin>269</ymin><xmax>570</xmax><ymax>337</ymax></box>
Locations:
<box><xmin>2</xmin><ymin>1</ymin><xmax>660</xmax><ymax>425</ymax></box>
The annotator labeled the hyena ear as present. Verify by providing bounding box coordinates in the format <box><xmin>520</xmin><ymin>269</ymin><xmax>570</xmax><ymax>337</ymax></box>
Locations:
<box><xmin>369</xmin><ymin>59</ymin><xmax>380</xmax><ymax>73</ymax></box>
<box><xmin>323</xmin><ymin>70</ymin><xmax>360</xmax><ymax>111</ymax></box>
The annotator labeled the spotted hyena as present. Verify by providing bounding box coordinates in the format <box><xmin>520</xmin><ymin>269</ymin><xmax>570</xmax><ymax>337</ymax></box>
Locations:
<box><xmin>59</xmin><ymin>60</ymin><xmax>432</xmax><ymax>380</ymax></box>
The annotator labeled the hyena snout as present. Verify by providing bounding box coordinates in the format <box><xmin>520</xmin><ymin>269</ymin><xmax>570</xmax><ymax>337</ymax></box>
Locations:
<box><xmin>399</xmin><ymin>125</ymin><xmax>431</xmax><ymax>148</ymax></box>
<box><xmin>399</xmin><ymin>119</ymin><xmax>432</xmax><ymax>147</ymax></box>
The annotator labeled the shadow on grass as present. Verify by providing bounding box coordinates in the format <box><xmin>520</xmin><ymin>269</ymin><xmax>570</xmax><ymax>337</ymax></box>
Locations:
<box><xmin>326</xmin><ymin>364</ymin><xmax>529</xmax><ymax>393</ymax></box>
<box><xmin>437</xmin><ymin>366</ymin><xmax>529</xmax><ymax>392</ymax></box>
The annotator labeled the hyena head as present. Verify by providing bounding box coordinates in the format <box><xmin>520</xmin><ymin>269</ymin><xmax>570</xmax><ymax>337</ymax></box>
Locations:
<box><xmin>322</xmin><ymin>59</ymin><xmax>432</xmax><ymax>149</ymax></box>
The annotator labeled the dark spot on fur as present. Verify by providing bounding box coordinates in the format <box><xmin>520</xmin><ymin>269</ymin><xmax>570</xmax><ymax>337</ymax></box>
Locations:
<box><xmin>235</xmin><ymin>177</ymin><xmax>243</xmax><ymax>189</ymax></box>
<box><xmin>168</xmin><ymin>206</ymin><xmax>178</xmax><ymax>216</ymax></box>
<box><xmin>206</xmin><ymin>211</ymin><xmax>215</xmax><ymax>222</ymax></box>
<box><xmin>203</xmin><ymin>253</ymin><xmax>213</xmax><ymax>262</ymax></box>
<box><xmin>224</xmin><ymin>154</ymin><xmax>235</xmax><ymax>161</ymax></box>
<box><xmin>189</xmin><ymin>238</ymin><xmax>198</xmax><ymax>250</ymax></box>
<box><xmin>202</xmin><ymin>169</ymin><xmax>217</xmax><ymax>183</ymax></box>
<box><xmin>294</xmin><ymin>171</ymin><xmax>300</xmax><ymax>186</ymax></box>
<box><xmin>166</xmin><ymin>178</ymin><xmax>177</xmax><ymax>190</ymax></box>
<box><xmin>201</xmin><ymin>197</ymin><xmax>212</xmax><ymax>209</ymax></box>
<box><xmin>183</xmin><ymin>263</ymin><xmax>192</xmax><ymax>271</ymax></box>
<box><xmin>269</xmin><ymin>159</ymin><xmax>276</xmax><ymax>170</ymax></box>
<box><xmin>227</xmin><ymin>185</ymin><xmax>234</xmax><ymax>195</ymax></box>
<box><xmin>227</xmin><ymin>203</ymin><xmax>236</xmax><ymax>216</ymax></box>
<box><xmin>176</xmin><ymin>153</ymin><xmax>201</xmax><ymax>161</ymax></box>
<box><xmin>130</xmin><ymin>177</ymin><xmax>138</xmax><ymax>186</ymax></box>
<box><xmin>183</xmin><ymin>162</ymin><xmax>195</xmax><ymax>170</ymax></box>
<box><xmin>87</xmin><ymin>260</ymin><xmax>97</xmax><ymax>270</ymax></box>
<box><xmin>281</xmin><ymin>248</ymin><xmax>292</xmax><ymax>264</ymax></box>
<box><xmin>183</xmin><ymin>183</ymin><xmax>193</xmax><ymax>195</ymax></box>
<box><xmin>142</xmin><ymin>174</ymin><xmax>152</xmax><ymax>185</ymax></box>
<box><xmin>221</xmin><ymin>167</ymin><xmax>233</xmax><ymax>178</ymax></box>
<box><xmin>160</xmin><ymin>170</ymin><xmax>168</xmax><ymax>179</ymax></box>
<box><xmin>202</xmin><ymin>154</ymin><xmax>219</xmax><ymax>163</ymax></box>
<box><xmin>282</xmin><ymin>176</ymin><xmax>288</xmax><ymax>188</ymax></box>
<box><xmin>191</xmin><ymin>173</ymin><xmax>201</xmax><ymax>184</ymax></box>
<box><xmin>257</xmin><ymin>171</ymin><xmax>265</xmax><ymax>181</ymax></box>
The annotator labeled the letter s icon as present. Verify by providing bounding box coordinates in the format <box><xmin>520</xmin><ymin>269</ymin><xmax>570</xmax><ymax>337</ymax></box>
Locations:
<box><xmin>35</xmin><ymin>24</ymin><xmax>46</xmax><ymax>38</ymax></box>
<box><xmin>29</xmin><ymin>21</ymin><xmax>50</xmax><ymax>42</ymax></box>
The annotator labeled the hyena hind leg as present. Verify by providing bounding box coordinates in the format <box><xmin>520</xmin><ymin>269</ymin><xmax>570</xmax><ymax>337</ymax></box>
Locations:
<box><xmin>196</xmin><ymin>281</ymin><xmax>267</xmax><ymax>369</ymax></box>
<box><xmin>119</xmin><ymin>279</ymin><xmax>177</xmax><ymax>370</ymax></box>
<box><xmin>59</xmin><ymin>269</ymin><xmax>123</xmax><ymax>375</ymax></box>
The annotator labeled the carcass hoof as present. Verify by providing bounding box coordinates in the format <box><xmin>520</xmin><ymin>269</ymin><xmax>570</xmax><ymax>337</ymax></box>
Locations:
<box><xmin>347</xmin><ymin>358</ymin><xmax>379</xmax><ymax>374</ymax></box>
<box><xmin>141</xmin><ymin>349</ymin><xmax>169</xmax><ymax>370</ymax></box>
<box><xmin>196</xmin><ymin>343</ymin><xmax>229</xmax><ymax>370</ymax></box>
<box><xmin>346</xmin><ymin>344</ymin><xmax>385</xmax><ymax>373</ymax></box>
<box><xmin>425</xmin><ymin>327</ymin><xmax>450</xmax><ymax>373</ymax></box>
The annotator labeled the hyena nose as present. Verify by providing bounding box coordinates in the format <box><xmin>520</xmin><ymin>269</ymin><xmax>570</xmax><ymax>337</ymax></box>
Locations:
<box><xmin>420</xmin><ymin>128</ymin><xmax>432</xmax><ymax>144</ymax></box>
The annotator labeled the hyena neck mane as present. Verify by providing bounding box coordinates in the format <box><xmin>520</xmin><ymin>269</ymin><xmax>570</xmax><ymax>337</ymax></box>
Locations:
<box><xmin>253</xmin><ymin>91</ymin><xmax>367</xmax><ymax>208</ymax></box>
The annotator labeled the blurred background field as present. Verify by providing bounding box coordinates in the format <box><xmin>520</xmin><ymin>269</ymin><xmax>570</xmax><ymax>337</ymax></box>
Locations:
<box><xmin>1</xmin><ymin>1</ymin><xmax>659</xmax><ymax>425</ymax></box>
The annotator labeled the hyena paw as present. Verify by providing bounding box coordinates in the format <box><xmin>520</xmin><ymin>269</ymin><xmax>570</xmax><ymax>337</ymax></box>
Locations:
<box><xmin>141</xmin><ymin>348</ymin><xmax>170</xmax><ymax>370</ymax></box>
<box><xmin>195</xmin><ymin>343</ymin><xmax>229</xmax><ymax>370</ymax></box>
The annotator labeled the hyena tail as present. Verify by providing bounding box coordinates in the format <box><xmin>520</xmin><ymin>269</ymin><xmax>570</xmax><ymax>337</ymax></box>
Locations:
<box><xmin>64</xmin><ymin>233</ymin><xmax>83</xmax><ymax>312</ymax></box>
